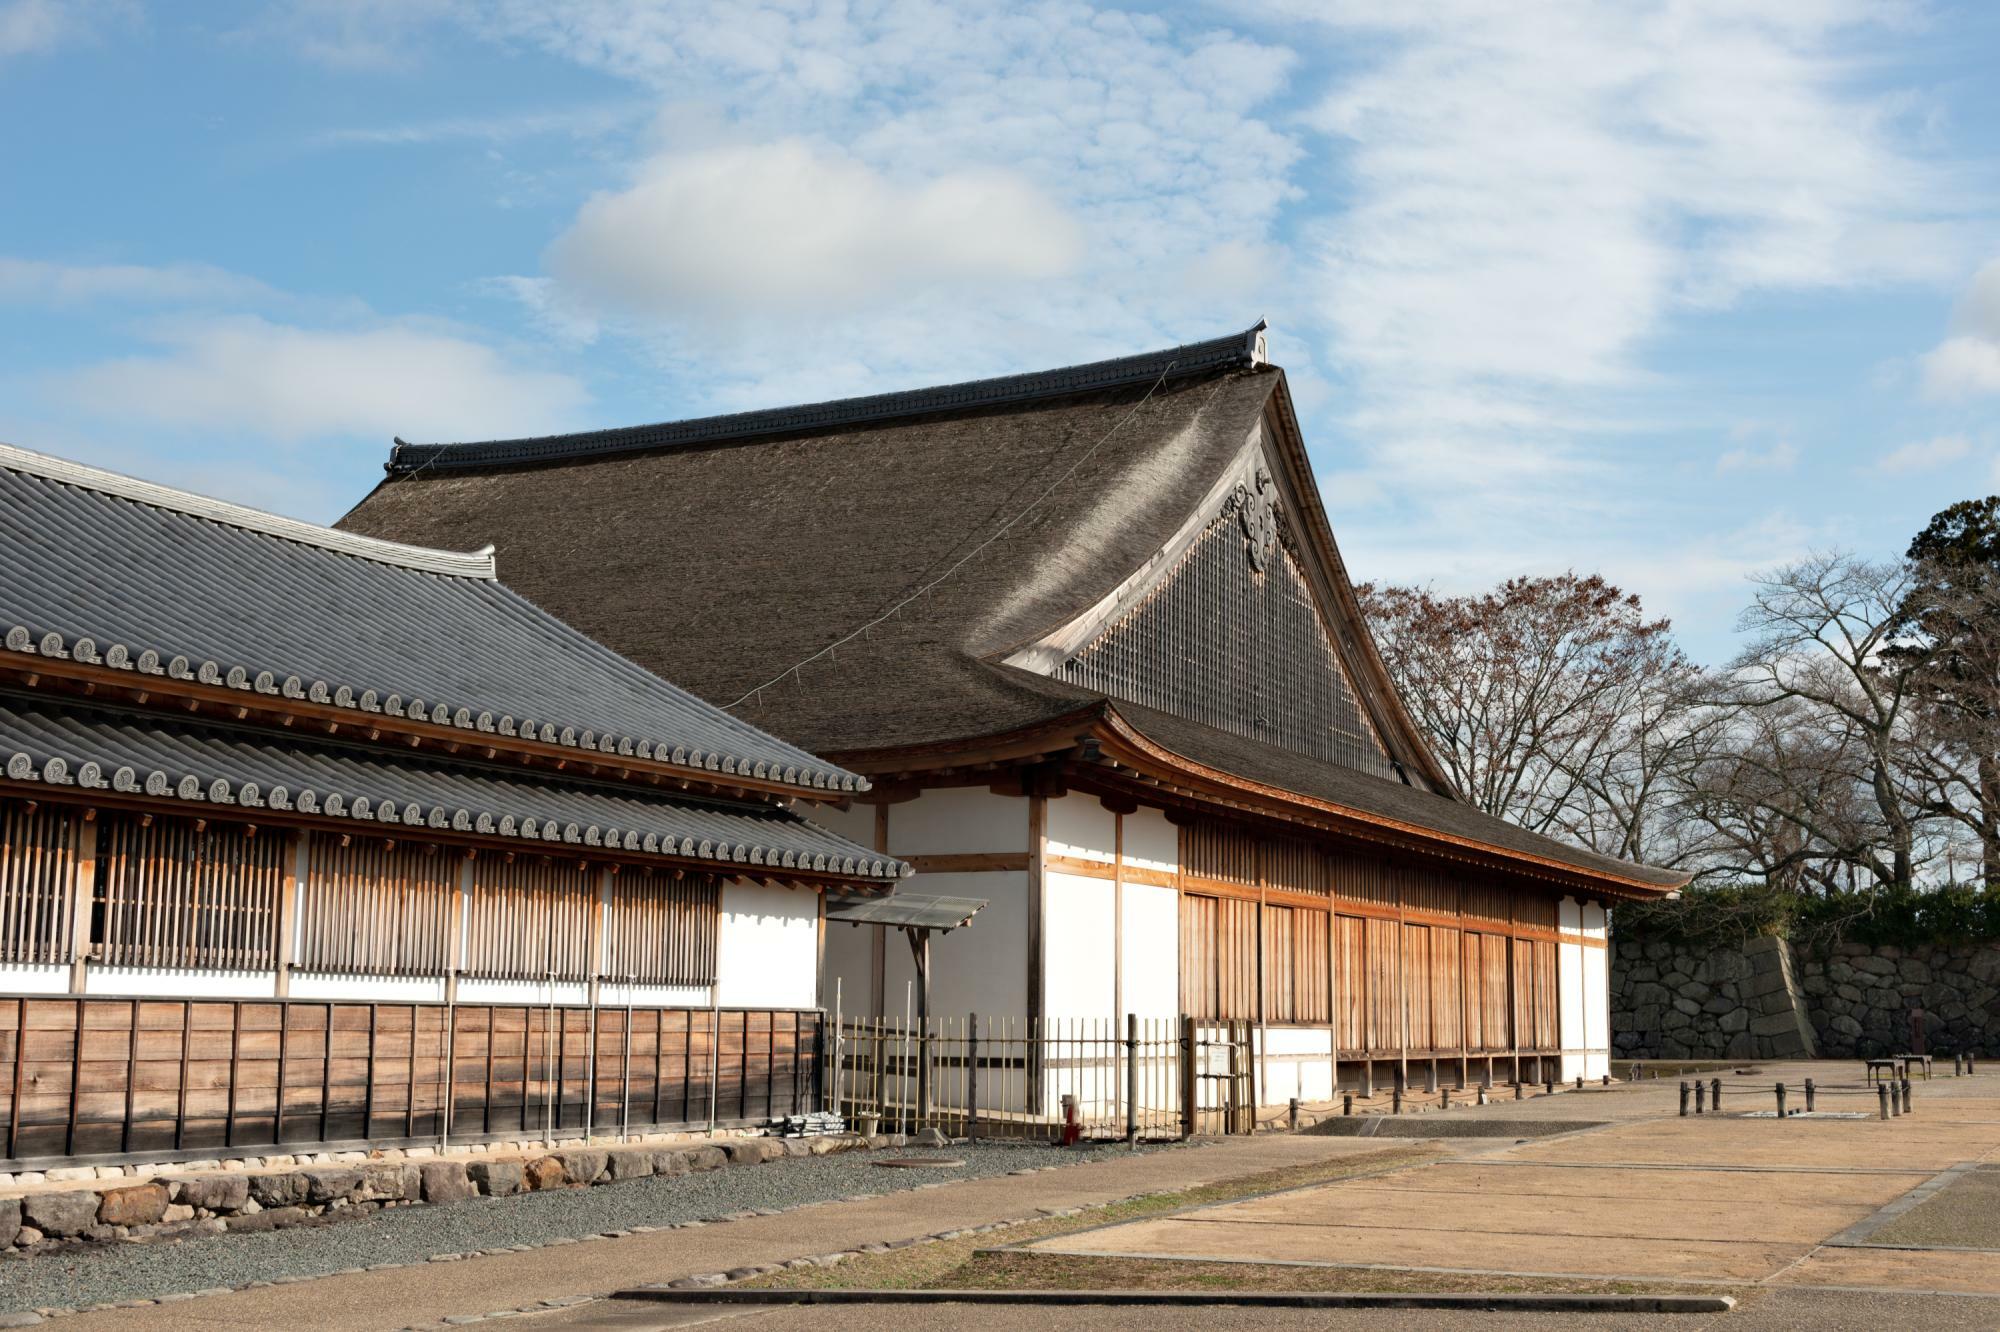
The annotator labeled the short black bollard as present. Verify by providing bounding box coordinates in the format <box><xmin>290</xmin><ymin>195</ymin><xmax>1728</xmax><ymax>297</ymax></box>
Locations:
<box><xmin>1575</xmin><ymin>1076</ymin><xmax>1584</xmax><ymax>1092</ymax></box>
<box><xmin>1901</xmin><ymin>1078</ymin><xmax>1912</xmax><ymax>1115</ymax></box>
<box><xmin>1775</xmin><ymin>1083</ymin><xmax>1787</xmax><ymax>1117</ymax></box>
<box><xmin>1289</xmin><ymin>1097</ymin><xmax>1301</xmax><ymax>1131</ymax></box>
<box><xmin>1392</xmin><ymin>1087</ymin><xmax>1403</xmax><ymax>1115</ymax></box>
<box><xmin>1878</xmin><ymin>1083</ymin><xmax>1891</xmax><ymax>1119</ymax></box>
<box><xmin>1545</xmin><ymin>1077</ymin><xmax>1555</xmax><ymax>1097</ymax></box>
<box><xmin>1805</xmin><ymin>1078</ymin><xmax>1816</xmax><ymax>1112</ymax></box>
<box><xmin>1711</xmin><ymin>1077</ymin><xmax>1722</xmax><ymax>1111</ymax></box>
<box><xmin>1601</xmin><ymin>1074</ymin><xmax>1610</xmax><ymax>1087</ymax></box>
<box><xmin>1514</xmin><ymin>1082</ymin><xmax>1524</xmax><ymax>1100</ymax></box>
<box><xmin>1679</xmin><ymin>1082</ymin><xmax>1691</xmax><ymax>1117</ymax></box>
<box><xmin>1695</xmin><ymin>1080</ymin><xmax>1706</xmax><ymax>1114</ymax></box>
<box><xmin>1969</xmin><ymin>1053</ymin><xmax>1979</xmax><ymax>1075</ymax></box>
<box><xmin>1955</xmin><ymin>1053</ymin><xmax>1965</xmax><ymax>1076</ymax></box>
<box><xmin>1425</xmin><ymin>1063</ymin><xmax>1438</xmax><ymax>1095</ymax></box>
<box><xmin>1441</xmin><ymin>1089</ymin><xmax>1451</xmax><ymax>1110</ymax></box>
<box><xmin>1634</xmin><ymin>1061</ymin><xmax>1644</xmax><ymax>1082</ymax></box>
<box><xmin>1343</xmin><ymin>1093</ymin><xmax>1354</xmax><ymax>1117</ymax></box>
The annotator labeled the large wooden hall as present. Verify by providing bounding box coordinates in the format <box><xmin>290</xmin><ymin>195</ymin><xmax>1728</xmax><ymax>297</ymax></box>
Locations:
<box><xmin>344</xmin><ymin>325</ymin><xmax>1689</xmax><ymax>1108</ymax></box>
<box><xmin>0</xmin><ymin>443</ymin><xmax>903</xmax><ymax>1166</ymax></box>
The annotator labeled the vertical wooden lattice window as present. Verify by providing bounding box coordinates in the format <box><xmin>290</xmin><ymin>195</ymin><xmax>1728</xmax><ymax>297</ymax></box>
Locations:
<box><xmin>1052</xmin><ymin>509</ymin><xmax>1388</xmax><ymax>771</ymax></box>
<box><xmin>297</xmin><ymin>836</ymin><xmax>455</xmax><ymax>976</ymax></box>
<box><xmin>1178</xmin><ymin>892</ymin><xmax>1257</xmax><ymax>1021</ymax></box>
<box><xmin>1401</xmin><ymin>923</ymin><xmax>1432</xmax><ymax>1051</ymax></box>
<box><xmin>602</xmin><ymin>874</ymin><xmax>719</xmax><ymax>987</ymax></box>
<box><xmin>463</xmin><ymin>857</ymin><xmax>596</xmax><ymax>982</ymax></box>
<box><xmin>0</xmin><ymin>799</ymin><xmax>83</xmax><ymax>964</ymax></box>
<box><xmin>96</xmin><ymin>816</ymin><xmax>283</xmax><ymax>970</ymax></box>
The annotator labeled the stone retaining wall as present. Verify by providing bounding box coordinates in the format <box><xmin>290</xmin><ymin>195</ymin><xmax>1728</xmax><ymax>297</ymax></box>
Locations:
<box><xmin>1613</xmin><ymin>929</ymin><xmax>2000</xmax><ymax>1061</ymax></box>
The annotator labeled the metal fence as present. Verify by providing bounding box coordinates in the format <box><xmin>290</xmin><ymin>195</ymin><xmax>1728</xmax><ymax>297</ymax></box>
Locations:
<box><xmin>829</xmin><ymin>1014</ymin><xmax>1254</xmax><ymax>1140</ymax></box>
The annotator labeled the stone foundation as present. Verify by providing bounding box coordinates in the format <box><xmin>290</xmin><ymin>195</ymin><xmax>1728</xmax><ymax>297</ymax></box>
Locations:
<box><xmin>0</xmin><ymin>1132</ymin><xmax>865</xmax><ymax>1259</ymax></box>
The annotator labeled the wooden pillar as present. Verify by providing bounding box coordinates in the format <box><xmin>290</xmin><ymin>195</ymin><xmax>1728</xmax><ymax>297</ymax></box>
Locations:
<box><xmin>68</xmin><ymin>811</ymin><xmax>98</xmax><ymax>995</ymax></box>
<box><xmin>870</xmin><ymin>804</ymin><xmax>889</xmax><ymax>1016</ymax></box>
<box><xmin>446</xmin><ymin>854</ymin><xmax>470</xmax><ymax>1004</ymax></box>
<box><xmin>1026</xmin><ymin>794</ymin><xmax>1046</xmax><ymax>1111</ymax></box>
<box><xmin>273</xmin><ymin>831</ymin><xmax>301</xmax><ymax>998</ymax></box>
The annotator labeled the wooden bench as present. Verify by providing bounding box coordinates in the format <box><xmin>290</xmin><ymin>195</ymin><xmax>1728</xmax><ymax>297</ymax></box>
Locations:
<box><xmin>1895</xmin><ymin>1053</ymin><xmax>1934</xmax><ymax>1081</ymax></box>
<box><xmin>1864</xmin><ymin>1058</ymin><xmax>1900</xmax><ymax>1084</ymax></box>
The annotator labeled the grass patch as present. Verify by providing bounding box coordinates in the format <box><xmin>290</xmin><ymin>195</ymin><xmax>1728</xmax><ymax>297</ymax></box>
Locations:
<box><xmin>944</xmin><ymin>1252</ymin><xmax>1692</xmax><ymax>1297</ymax></box>
<box><xmin>737</xmin><ymin>1144</ymin><xmax>1444</xmax><ymax>1293</ymax></box>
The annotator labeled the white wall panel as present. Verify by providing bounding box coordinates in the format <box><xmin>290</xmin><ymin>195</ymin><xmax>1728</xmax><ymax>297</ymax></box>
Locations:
<box><xmin>1558</xmin><ymin>896</ymin><xmax>1588</xmax><ymax>1081</ymax></box>
<box><xmin>716</xmin><ymin>880</ymin><xmax>819</xmax><ymax>1010</ymax></box>
<box><xmin>878</xmin><ymin>869</ymin><xmax>1029</xmax><ymax>1021</ymax></box>
<box><xmin>0</xmin><ymin>963</ymin><xmax>68</xmax><ymax>994</ymax></box>
<box><xmin>1044</xmin><ymin>870</ymin><xmax>1115</xmax><ymax>1019</ymax></box>
<box><xmin>1046</xmin><ymin>793</ymin><xmax>1115</xmax><ymax>864</ymax></box>
<box><xmin>459</xmin><ymin>977</ymin><xmax>591</xmax><ymax>1006</ymax></box>
<box><xmin>84</xmin><ymin>967</ymin><xmax>274</xmax><ymax>998</ymax></box>
<box><xmin>892</xmin><ymin>788</ymin><xmax>1024</xmax><ymax>855</ymax></box>
<box><xmin>290</xmin><ymin>973</ymin><xmax>446</xmax><ymax>1002</ymax></box>
<box><xmin>1122</xmin><ymin>806</ymin><xmax>1178</xmax><ymax>875</ymax></box>
<box><xmin>1120</xmin><ymin>881</ymin><xmax>1179</xmax><ymax>1018</ymax></box>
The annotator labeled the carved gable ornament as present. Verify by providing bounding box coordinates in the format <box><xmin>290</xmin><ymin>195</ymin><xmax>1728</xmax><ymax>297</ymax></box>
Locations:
<box><xmin>1224</xmin><ymin>467</ymin><xmax>1279</xmax><ymax>573</ymax></box>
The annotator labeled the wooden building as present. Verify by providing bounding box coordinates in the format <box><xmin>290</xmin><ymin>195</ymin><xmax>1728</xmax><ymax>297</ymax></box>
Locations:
<box><xmin>344</xmin><ymin>325</ymin><xmax>1689</xmax><ymax>1105</ymax></box>
<box><xmin>0</xmin><ymin>444</ymin><xmax>903</xmax><ymax>1166</ymax></box>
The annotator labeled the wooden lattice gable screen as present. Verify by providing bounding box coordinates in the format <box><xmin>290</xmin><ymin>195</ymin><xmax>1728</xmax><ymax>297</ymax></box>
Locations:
<box><xmin>298</xmin><ymin>835</ymin><xmax>457</xmax><ymax>977</ymax></box>
<box><xmin>604</xmin><ymin>873</ymin><xmax>720</xmax><ymax>988</ymax></box>
<box><xmin>1009</xmin><ymin>451</ymin><xmax>1390</xmax><ymax>774</ymax></box>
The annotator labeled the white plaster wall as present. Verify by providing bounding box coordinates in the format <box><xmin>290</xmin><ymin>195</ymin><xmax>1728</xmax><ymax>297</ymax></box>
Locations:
<box><xmin>84</xmin><ymin>967</ymin><xmax>274</xmax><ymax>998</ymax></box>
<box><xmin>1557</xmin><ymin>897</ymin><xmax>1588</xmax><ymax>1081</ymax></box>
<box><xmin>715</xmin><ymin>880</ymin><xmax>819</xmax><ymax>1010</ymax></box>
<box><xmin>1046</xmin><ymin>793</ymin><xmax>1115</xmax><ymax>864</ymax></box>
<box><xmin>879</xmin><ymin>870</ymin><xmax>1029</xmax><ymax>1022</ymax></box>
<box><xmin>289</xmin><ymin>973</ymin><xmax>446</xmax><ymax>1002</ymax></box>
<box><xmin>1122</xmin><ymin>806</ymin><xmax>1178</xmax><ymax>876</ymax></box>
<box><xmin>606</xmin><ymin>982</ymin><xmax>712</xmax><ymax>1009</ymax></box>
<box><xmin>0</xmin><ymin>963</ymin><xmax>69</xmax><ymax>995</ymax></box>
<box><xmin>821</xmin><ymin>911</ymin><xmax>875</xmax><ymax>1016</ymax></box>
<box><xmin>459</xmin><ymin>977</ymin><xmax>591</xmax><ymax>1006</ymax></box>
<box><xmin>1044</xmin><ymin>869</ymin><xmax>1115</xmax><ymax>1020</ymax></box>
<box><xmin>808</xmin><ymin>800</ymin><xmax>875</xmax><ymax>847</ymax></box>
<box><xmin>893</xmin><ymin>787</ymin><xmax>1026</xmax><ymax>855</ymax></box>
<box><xmin>1120</xmin><ymin>881</ymin><xmax>1178</xmax><ymax>1018</ymax></box>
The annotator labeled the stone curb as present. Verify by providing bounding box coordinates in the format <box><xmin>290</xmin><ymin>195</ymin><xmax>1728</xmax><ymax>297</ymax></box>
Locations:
<box><xmin>619</xmin><ymin>1289</ymin><xmax>1739</xmax><ymax>1313</ymax></box>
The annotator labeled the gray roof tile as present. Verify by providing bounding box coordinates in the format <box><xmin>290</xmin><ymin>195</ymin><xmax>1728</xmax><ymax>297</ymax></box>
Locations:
<box><xmin>0</xmin><ymin>693</ymin><xmax>905</xmax><ymax>880</ymax></box>
<box><xmin>0</xmin><ymin>443</ymin><xmax>859</xmax><ymax>795</ymax></box>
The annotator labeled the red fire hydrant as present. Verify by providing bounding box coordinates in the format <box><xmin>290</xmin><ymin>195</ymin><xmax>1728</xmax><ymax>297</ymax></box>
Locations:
<box><xmin>1060</xmin><ymin>1094</ymin><xmax>1082</xmax><ymax>1146</ymax></box>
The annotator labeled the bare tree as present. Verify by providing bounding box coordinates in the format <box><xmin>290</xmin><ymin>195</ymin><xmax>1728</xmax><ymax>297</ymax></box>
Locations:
<box><xmin>1358</xmin><ymin>573</ymin><xmax>1700</xmax><ymax>861</ymax></box>
<box><xmin>1725</xmin><ymin>553</ymin><xmax>1932</xmax><ymax>893</ymax></box>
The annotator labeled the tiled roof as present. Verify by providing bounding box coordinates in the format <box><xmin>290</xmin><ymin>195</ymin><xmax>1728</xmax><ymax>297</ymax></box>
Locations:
<box><xmin>0</xmin><ymin>443</ymin><xmax>862</xmax><ymax>795</ymax></box>
<box><xmin>0</xmin><ymin>694</ymin><xmax>906</xmax><ymax>881</ymax></box>
<box><xmin>385</xmin><ymin>323</ymin><xmax>1268</xmax><ymax>473</ymax></box>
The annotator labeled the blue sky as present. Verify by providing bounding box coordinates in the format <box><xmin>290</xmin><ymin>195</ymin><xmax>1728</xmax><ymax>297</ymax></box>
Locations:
<box><xmin>2</xmin><ymin>1</ymin><xmax>1997</xmax><ymax>664</ymax></box>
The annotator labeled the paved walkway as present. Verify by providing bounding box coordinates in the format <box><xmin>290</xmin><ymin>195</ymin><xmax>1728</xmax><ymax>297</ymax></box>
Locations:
<box><xmin>1028</xmin><ymin>1060</ymin><xmax>2000</xmax><ymax>1297</ymax></box>
<box><xmin>40</xmin><ymin>1134</ymin><xmax>1394</xmax><ymax>1331</ymax></box>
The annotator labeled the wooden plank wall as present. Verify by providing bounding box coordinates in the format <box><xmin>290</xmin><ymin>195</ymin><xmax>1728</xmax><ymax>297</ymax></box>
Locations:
<box><xmin>1178</xmin><ymin>819</ymin><xmax>1572</xmax><ymax>1057</ymax></box>
<box><xmin>0</xmin><ymin>997</ymin><xmax>818</xmax><ymax>1165</ymax></box>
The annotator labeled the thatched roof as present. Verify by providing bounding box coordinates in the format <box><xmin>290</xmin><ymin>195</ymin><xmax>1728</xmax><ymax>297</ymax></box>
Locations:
<box><xmin>340</xmin><ymin>330</ymin><xmax>1687</xmax><ymax>894</ymax></box>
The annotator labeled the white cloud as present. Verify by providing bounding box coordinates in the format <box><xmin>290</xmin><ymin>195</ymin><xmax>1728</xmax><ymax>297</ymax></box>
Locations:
<box><xmin>1294</xmin><ymin>1</ymin><xmax>1960</xmax><ymax>399</ymax></box>
<box><xmin>1921</xmin><ymin>258</ymin><xmax>2000</xmax><ymax>398</ymax></box>
<box><xmin>1878</xmin><ymin>433</ymin><xmax>1972</xmax><ymax>472</ymax></box>
<box><xmin>467</xmin><ymin>1</ymin><xmax>1299</xmax><ymax>405</ymax></box>
<box><xmin>310</xmin><ymin>102</ymin><xmax>643</xmax><ymax>150</ymax></box>
<box><xmin>59</xmin><ymin>316</ymin><xmax>587</xmax><ymax>443</ymax></box>
<box><xmin>548</xmin><ymin>139</ymin><xmax>1083</xmax><ymax>321</ymax></box>
<box><xmin>1718</xmin><ymin>436</ymin><xmax>1800</xmax><ymax>474</ymax></box>
<box><xmin>0</xmin><ymin>0</ymin><xmax>132</xmax><ymax>57</ymax></box>
<box><xmin>0</xmin><ymin>257</ymin><xmax>277</xmax><ymax>307</ymax></box>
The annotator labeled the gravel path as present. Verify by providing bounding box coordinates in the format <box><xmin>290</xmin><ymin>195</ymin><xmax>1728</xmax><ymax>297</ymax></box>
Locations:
<box><xmin>0</xmin><ymin>1141</ymin><xmax>1163</xmax><ymax>1315</ymax></box>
